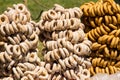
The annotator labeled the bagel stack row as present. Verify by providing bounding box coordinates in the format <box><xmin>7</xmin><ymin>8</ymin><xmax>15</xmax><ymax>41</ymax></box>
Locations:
<box><xmin>0</xmin><ymin>4</ymin><xmax>48</xmax><ymax>80</ymax></box>
<box><xmin>80</xmin><ymin>0</ymin><xmax>120</xmax><ymax>76</ymax></box>
<box><xmin>38</xmin><ymin>4</ymin><xmax>92</xmax><ymax>80</ymax></box>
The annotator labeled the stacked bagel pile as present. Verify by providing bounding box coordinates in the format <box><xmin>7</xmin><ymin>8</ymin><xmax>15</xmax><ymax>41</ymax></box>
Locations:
<box><xmin>0</xmin><ymin>4</ymin><xmax>48</xmax><ymax>80</ymax></box>
<box><xmin>81</xmin><ymin>0</ymin><xmax>120</xmax><ymax>76</ymax></box>
<box><xmin>38</xmin><ymin>4</ymin><xmax>92</xmax><ymax>80</ymax></box>
<box><xmin>1</xmin><ymin>0</ymin><xmax>120</xmax><ymax>79</ymax></box>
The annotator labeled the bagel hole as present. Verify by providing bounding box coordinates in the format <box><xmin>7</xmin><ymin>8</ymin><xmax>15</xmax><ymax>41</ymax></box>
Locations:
<box><xmin>77</xmin><ymin>47</ymin><xmax>81</xmax><ymax>52</ymax></box>
<box><xmin>50</xmin><ymin>11</ymin><xmax>55</xmax><ymax>15</ymax></box>
<box><xmin>53</xmin><ymin>21</ymin><xmax>57</xmax><ymax>26</ymax></box>
<box><xmin>1</xmin><ymin>17</ymin><xmax>5</xmax><ymax>22</ymax></box>
<box><xmin>74</xmin><ymin>12</ymin><xmax>79</xmax><ymax>18</ymax></box>
<box><xmin>41</xmin><ymin>72</ymin><xmax>46</xmax><ymax>76</ymax></box>
<box><xmin>16</xmin><ymin>47</ymin><xmax>19</xmax><ymax>51</ymax></box>
<box><xmin>30</xmin><ymin>54</ymin><xmax>35</xmax><ymax>58</ymax></box>
<box><xmin>59</xmin><ymin>40</ymin><xmax>63</xmax><ymax>46</ymax></box>
<box><xmin>67</xmin><ymin>32</ymin><xmax>70</xmax><ymax>38</ymax></box>
<box><xmin>65</xmin><ymin>31</ymin><xmax>67</xmax><ymax>37</ymax></box>
<box><xmin>71</xmin><ymin>20</ymin><xmax>74</xmax><ymax>25</ymax></box>
<box><xmin>42</xmin><ymin>20</ymin><xmax>46</xmax><ymax>26</ymax></box>
<box><xmin>83</xmin><ymin>71</ymin><xmax>88</xmax><ymax>76</ymax></box>
<box><xmin>66</xmin><ymin>31</ymin><xmax>72</xmax><ymax>40</ymax></box>
<box><xmin>67</xmin><ymin>31</ymin><xmax>71</xmax><ymax>38</ymax></box>
<box><xmin>63</xmin><ymin>20</ymin><xmax>65</xmax><ymax>26</ymax></box>
<box><xmin>18</xmin><ymin>6</ymin><xmax>23</xmax><ymax>11</ymax></box>
<box><xmin>14</xmin><ymin>14</ymin><xmax>18</xmax><ymax>21</ymax></box>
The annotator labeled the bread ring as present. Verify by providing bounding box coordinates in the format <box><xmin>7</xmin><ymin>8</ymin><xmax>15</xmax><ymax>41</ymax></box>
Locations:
<box><xmin>74</xmin><ymin>43</ymin><xmax>91</xmax><ymax>56</ymax></box>
<box><xmin>0</xmin><ymin>14</ymin><xmax>9</xmax><ymax>25</ymax></box>
<box><xmin>14</xmin><ymin>4</ymin><xmax>26</xmax><ymax>13</ymax></box>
